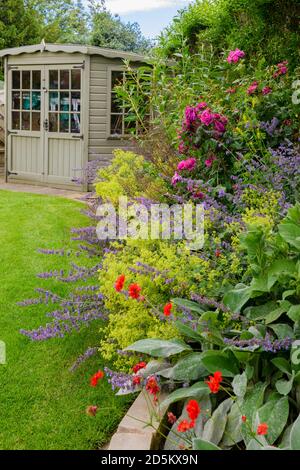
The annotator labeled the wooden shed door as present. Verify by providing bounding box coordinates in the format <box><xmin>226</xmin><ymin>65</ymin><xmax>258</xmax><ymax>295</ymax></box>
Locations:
<box><xmin>7</xmin><ymin>64</ymin><xmax>83</xmax><ymax>186</ymax></box>
<box><xmin>8</xmin><ymin>66</ymin><xmax>44</xmax><ymax>182</ymax></box>
<box><xmin>44</xmin><ymin>65</ymin><xmax>83</xmax><ymax>185</ymax></box>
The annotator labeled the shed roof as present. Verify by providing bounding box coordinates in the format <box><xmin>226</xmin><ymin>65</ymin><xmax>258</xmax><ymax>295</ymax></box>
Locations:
<box><xmin>0</xmin><ymin>42</ymin><xmax>148</xmax><ymax>62</ymax></box>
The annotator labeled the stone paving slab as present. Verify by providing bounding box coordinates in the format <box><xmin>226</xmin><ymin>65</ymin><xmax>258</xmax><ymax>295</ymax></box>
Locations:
<box><xmin>0</xmin><ymin>177</ymin><xmax>86</xmax><ymax>201</ymax></box>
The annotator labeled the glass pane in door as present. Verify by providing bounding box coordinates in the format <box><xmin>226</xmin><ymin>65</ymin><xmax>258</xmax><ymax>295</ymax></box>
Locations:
<box><xmin>11</xmin><ymin>69</ymin><xmax>42</xmax><ymax>132</ymax></box>
<box><xmin>48</xmin><ymin>68</ymin><xmax>81</xmax><ymax>134</ymax></box>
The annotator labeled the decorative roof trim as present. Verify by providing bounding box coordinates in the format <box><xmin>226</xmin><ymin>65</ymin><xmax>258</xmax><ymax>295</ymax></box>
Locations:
<box><xmin>0</xmin><ymin>42</ymin><xmax>148</xmax><ymax>62</ymax></box>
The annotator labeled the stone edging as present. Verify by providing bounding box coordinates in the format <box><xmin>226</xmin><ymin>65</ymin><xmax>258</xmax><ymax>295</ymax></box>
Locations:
<box><xmin>107</xmin><ymin>392</ymin><xmax>168</xmax><ymax>450</ymax></box>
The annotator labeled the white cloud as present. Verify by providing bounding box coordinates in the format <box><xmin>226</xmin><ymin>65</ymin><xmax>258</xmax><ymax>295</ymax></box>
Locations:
<box><xmin>106</xmin><ymin>0</ymin><xmax>189</xmax><ymax>15</ymax></box>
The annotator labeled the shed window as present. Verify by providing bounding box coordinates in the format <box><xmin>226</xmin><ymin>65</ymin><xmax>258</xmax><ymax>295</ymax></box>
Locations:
<box><xmin>11</xmin><ymin>70</ymin><xmax>41</xmax><ymax>131</ymax></box>
<box><xmin>109</xmin><ymin>70</ymin><xmax>138</xmax><ymax>137</ymax></box>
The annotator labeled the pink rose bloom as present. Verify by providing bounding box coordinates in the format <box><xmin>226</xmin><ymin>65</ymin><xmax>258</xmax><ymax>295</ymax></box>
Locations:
<box><xmin>262</xmin><ymin>86</ymin><xmax>272</xmax><ymax>95</ymax></box>
<box><xmin>227</xmin><ymin>49</ymin><xmax>245</xmax><ymax>64</ymax></box>
<box><xmin>171</xmin><ymin>172</ymin><xmax>182</xmax><ymax>186</ymax></box>
<box><xmin>205</xmin><ymin>159</ymin><xmax>213</xmax><ymax>168</ymax></box>
<box><xmin>177</xmin><ymin>158</ymin><xmax>196</xmax><ymax>172</ymax></box>
<box><xmin>214</xmin><ymin>120</ymin><xmax>226</xmax><ymax>133</ymax></box>
<box><xmin>185</xmin><ymin>158</ymin><xmax>197</xmax><ymax>171</ymax></box>
<box><xmin>273</xmin><ymin>61</ymin><xmax>288</xmax><ymax>78</ymax></box>
<box><xmin>247</xmin><ymin>81</ymin><xmax>258</xmax><ymax>95</ymax></box>
<box><xmin>196</xmin><ymin>101</ymin><xmax>208</xmax><ymax>111</ymax></box>
<box><xmin>200</xmin><ymin>109</ymin><xmax>214</xmax><ymax>126</ymax></box>
<box><xmin>177</xmin><ymin>160</ymin><xmax>187</xmax><ymax>171</ymax></box>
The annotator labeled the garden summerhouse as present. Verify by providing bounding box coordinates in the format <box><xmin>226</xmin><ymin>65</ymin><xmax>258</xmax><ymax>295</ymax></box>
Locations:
<box><xmin>0</xmin><ymin>42</ymin><xmax>147</xmax><ymax>190</ymax></box>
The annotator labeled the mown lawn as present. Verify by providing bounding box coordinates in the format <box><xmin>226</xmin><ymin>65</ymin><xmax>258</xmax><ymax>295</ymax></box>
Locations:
<box><xmin>0</xmin><ymin>190</ymin><xmax>130</xmax><ymax>450</ymax></box>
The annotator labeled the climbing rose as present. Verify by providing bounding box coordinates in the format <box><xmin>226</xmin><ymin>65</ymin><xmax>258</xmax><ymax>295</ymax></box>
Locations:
<box><xmin>132</xmin><ymin>361</ymin><xmax>147</xmax><ymax>374</ymax></box>
<box><xmin>257</xmin><ymin>423</ymin><xmax>268</xmax><ymax>436</ymax></box>
<box><xmin>115</xmin><ymin>274</ymin><xmax>125</xmax><ymax>292</ymax></box>
<box><xmin>163</xmin><ymin>303</ymin><xmax>172</xmax><ymax>317</ymax></box>
<box><xmin>128</xmin><ymin>283</ymin><xmax>141</xmax><ymax>299</ymax></box>
<box><xmin>206</xmin><ymin>371</ymin><xmax>222</xmax><ymax>393</ymax></box>
<box><xmin>227</xmin><ymin>49</ymin><xmax>245</xmax><ymax>63</ymax></box>
<box><xmin>262</xmin><ymin>86</ymin><xmax>272</xmax><ymax>95</ymax></box>
<box><xmin>200</xmin><ymin>109</ymin><xmax>214</xmax><ymax>126</ymax></box>
<box><xmin>186</xmin><ymin>400</ymin><xmax>201</xmax><ymax>421</ymax></box>
<box><xmin>242</xmin><ymin>415</ymin><xmax>247</xmax><ymax>423</ymax></box>
<box><xmin>214</xmin><ymin>119</ymin><xmax>226</xmax><ymax>133</ymax></box>
<box><xmin>177</xmin><ymin>420</ymin><xmax>191</xmax><ymax>433</ymax></box>
<box><xmin>273</xmin><ymin>61</ymin><xmax>288</xmax><ymax>78</ymax></box>
<box><xmin>167</xmin><ymin>412</ymin><xmax>177</xmax><ymax>425</ymax></box>
<box><xmin>90</xmin><ymin>370</ymin><xmax>104</xmax><ymax>387</ymax></box>
<box><xmin>177</xmin><ymin>158</ymin><xmax>196</xmax><ymax>172</ymax></box>
<box><xmin>146</xmin><ymin>376</ymin><xmax>160</xmax><ymax>396</ymax></box>
<box><xmin>86</xmin><ymin>405</ymin><xmax>98</xmax><ymax>417</ymax></box>
<box><xmin>247</xmin><ymin>81</ymin><xmax>258</xmax><ymax>95</ymax></box>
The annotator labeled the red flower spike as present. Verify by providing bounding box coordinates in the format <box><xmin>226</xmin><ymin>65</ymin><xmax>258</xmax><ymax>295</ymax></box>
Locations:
<box><xmin>257</xmin><ymin>423</ymin><xmax>268</xmax><ymax>436</ymax></box>
<box><xmin>132</xmin><ymin>376</ymin><xmax>141</xmax><ymax>386</ymax></box>
<box><xmin>177</xmin><ymin>420</ymin><xmax>191</xmax><ymax>433</ymax></box>
<box><xmin>115</xmin><ymin>274</ymin><xmax>125</xmax><ymax>292</ymax></box>
<box><xmin>205</xmin><ymin>371</ymin><xmax>222</xmax><ymax>394</ymax></box>
<box><xmin>145</xmin><ymin>376</ymin><xmax>160</xmax><ymax>396</ymax></box>
<box><xmin>90</xmin><ymin>370</ymin><xmax>104</xmax><ymax>387</ymax></box>
<box><xmin>186</xmin><ymin>399</ymin><xmax>201</xmax><ymax>421</ymax></box>
<box><xmin>132</xmin><ymin>361</ymin><xmax>147</xmax><ymax>374</ymax></box>
<box><xmin>128</xmin><ymin>283</ymin><xmax>142</xmax><ymax>299</ymax></box>
<box><xmin>163</xmin><ymin>303</ymin><xmax>172</xmax><ymax>317</ymax></box>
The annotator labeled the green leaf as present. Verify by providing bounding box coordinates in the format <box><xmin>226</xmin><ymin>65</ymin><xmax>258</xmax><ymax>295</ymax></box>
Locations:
<box><xmin>287</xmin><ymin>305</ymin><xmax>300</xmax><ymax>322</ymax></box>
<box><xmin>220</xmin><ymin>402</ymin><xmax>243</xmax><ymax>447</ymax></box>
<box><xmin>267</xmin><ymin>259</ymin><xmax>298</xmax><ymax>289</ymax></box>
<box><xmin>171</xmin><ymin>298</ymin><xmax>205</xmax><ymax>314</ymax></box>
<box><xmin>279</xmin><ymin>223</ymin><xmax>300</xmax><ymax>251</ymax></box>
<box><xmin>174</xmin><ymin>321</ymin><xmax>202</xmax><ymax>343</ymax></box>
<box><xmin>201</xmin><ymin>350</ymin><xmax>240</xmax><ymax>377</ymax></box>
<box><xmin>290</xmin><ymin>414</ymin><xmax>300</xmax><ymax>450</ymax></box>
<box><xmin>192</xmin><ymin>438</ymin><xmax>221</xmax><ymax>450</ymax></box>
<box><xmin>232</xmin><ymin>372</ymin><xmax>247</xmax><ymax>397</ymax></box>
<box><xmin>275</xmin><ymin>374</ymin><xmax>294</xmax><ymax>396</ymax></box>
<box><xmin>245</xmin><ymin>301</ymin><xmax>277</xmax><ymax>321</ymax></box>
<box><xmin>223</xmin><ymin>284</ymin><xmax>252</xmax><ymax>313</ymax></box>
<box><xmin>202</xmin><ymin>398</ymin><xmax>233</xmax><ymax>445</ymax></box>
<box><xmin>125</xmin><ymin>338</ymin><xmax>191</xmax><ymax>357</ymax></box>
<box><xmin>269</xmin><ymin>323</ymin><xmax>294</xmax><ymax>340</ymax></box>
<box><xmin>240</xmin><ymin>382</ymin><xmax>267</xmax><ymax>444</ymax></box>
<box><xmin>283</xmin><ymin>290</ymin><xmax>296</xmax><ymax>300</ymax></box>
<box><xmin>160</xmin><ymin>382</ymin><xmax>209</xmax><ymax>409</ymax></box>
<box><xmin>158</xmin><ymin>353</ymin><xmax>207</xmax><ymax>381</ymax></box>
<box><xmin>265</xmin><ymin>305</ymin><xmax>289</xmax><ymax>324</ymax></box>
<box><xmin>271</xmin><ymin>357</ymin><xmax>292</xmax><ymax>375</ymax></box>
<box><xmin>257</xmin><ymin>397</ymin><xmax>289</xmax><ymax>444</ymax></box>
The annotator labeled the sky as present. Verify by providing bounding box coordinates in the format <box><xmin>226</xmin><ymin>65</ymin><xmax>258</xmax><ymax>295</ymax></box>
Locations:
<box><xmin>104</xmin><ymin>1</ymin><xmax>193</xmax><ymax>38</ymax></box>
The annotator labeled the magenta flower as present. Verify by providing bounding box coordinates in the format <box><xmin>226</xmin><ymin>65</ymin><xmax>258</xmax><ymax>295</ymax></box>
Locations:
<box><xmin>199</xmin><ymin>109</ymin><xmax>214</xmax><ymax>126</ymax></box>
<box><xmin>247</xmin><ymin>81</ymin><xmax>258</xmax><ymax>95</ymax></box>
<box><xmin>214</xmin><ymin>120</ymin><xmax>226</xmax><ymax>133</ymax></box>
<box><xmin>177</xmin><ymin>158</ymin><xmax>197</xmax><ymax>172</ymax></box>
<box><xmin>196</xmin><ymin>101</ymin><xmax>208</xmax><ymax>111</ymax></box>
<box><xmin>273</xmin><ymin>61</ymin><xmax>288</xmax><ymax>78</ymax></box>
<box><xmin>171</xmin><ymin>172</ymin><xmax>182</xmax><ymax>186</ymax></box>
<box><xmin>262</xmin><ymin>86</ymin><xmax>272</xmax><ymax>95</ymax></box>
<box><xmin>227</xmin><ymin>49</ymin><xmax>245</xmax><ymax>64</ymax></box>
<box><xmin>205</xmin><ymin>156</ymin><xmax>216</xmax><ymax>168</ymax></box>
